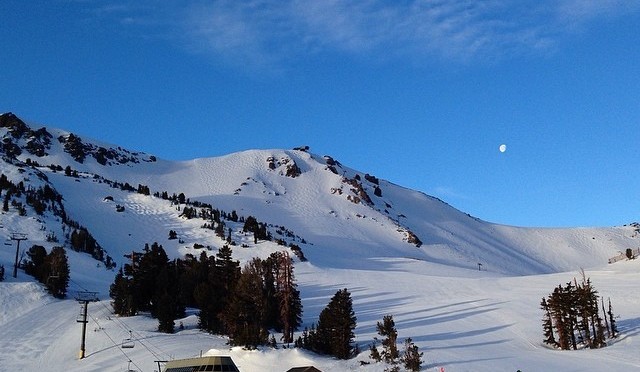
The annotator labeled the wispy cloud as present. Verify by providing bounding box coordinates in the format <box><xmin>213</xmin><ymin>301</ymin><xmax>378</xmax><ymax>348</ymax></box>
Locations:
<box><xmin>432</xmin><ymin>186</ymin><xmax>470</xmax><ymax>201</ymax></box>
<box><xmin>89</xmin><ymin>0</ymin><xmax>640</xmax><ymax>69</ymax></box>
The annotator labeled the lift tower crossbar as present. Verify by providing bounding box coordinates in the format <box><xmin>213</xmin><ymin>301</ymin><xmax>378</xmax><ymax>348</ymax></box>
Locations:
<box><xmin>9</xmin><ymin>232</ymin><xmax>27</xmax><ymax>278</ymax></box>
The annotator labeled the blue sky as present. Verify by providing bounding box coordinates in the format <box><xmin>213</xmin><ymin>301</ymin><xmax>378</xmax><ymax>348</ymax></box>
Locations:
<box><xmin>1</xmin><ymin>0</ymin><xmax>639</xmax><ymax>227</ymax></box>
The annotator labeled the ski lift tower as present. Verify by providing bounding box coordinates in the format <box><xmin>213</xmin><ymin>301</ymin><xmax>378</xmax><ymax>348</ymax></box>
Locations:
<box><xmin>9</xmin><ymin>232</ymin><xmax>27</xmax><ymax>278</ymax></box>
<box><xmin>75</xmin><ymin>291</ymin><xmax>99</xmax><ymax>359</ymax></box>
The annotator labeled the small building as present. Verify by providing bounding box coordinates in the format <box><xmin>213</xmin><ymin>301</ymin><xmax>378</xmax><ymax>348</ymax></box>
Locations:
<box><xmin>286</xmin><ymin>367</ymin><xmax>322</xmax><ymax>372</ymax></box>
<box><xmin>163</xmin><ymin>355</ymin><xmax>239</xmax><ymax>372</ymax></box>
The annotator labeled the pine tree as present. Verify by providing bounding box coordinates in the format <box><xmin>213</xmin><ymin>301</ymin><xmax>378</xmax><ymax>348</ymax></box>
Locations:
<box><xmin>548</xmin><ymin>285</ymin><xmax>570</xmax><ymax>350</ymax></box>
<box><xmin>193</xmin><ymin>252</ymin><xmax>223</xmax><ymax>333</ymax></box>
<box><xmin>24</xmin><ymin>245</ymin><xmax>47</xmax><ymax>281</ymax></box>
<box><xmin>608</xmin><ymin>298</ymin><xmax>617</xmax><ymax>338</ymax></box>
<box><xmin>601</xmin><ymin>298</ymin><xmax>611</xmax><ymax>338</ymax></box>
<box><xmin>540</xmin><ymin>297</ymin><xmax>557</xmax><ymax>347</ymax></box>
<box><xmin>563</xmin><ymin>281</ymin><xmax>578</xmax><ymax>350</ymax></box>
<box><xmin>376</xmin><ymin>315</ymin><xmax>399</xmax><ymax>364</ymax></box>
<box><xmin>575</xmin><ymin>277</ymin><xmax>593</xmax><ymax>348</ymax></box>
<box><xmin>275</xmin><ymin>251</ymin><xmax>302</xmax><ymax>344</ymax></box>
<box><xmin>45</xmin><ymin>246</ymin><xmax>70</xmax><ymax>299</ymax></box>
<box><xmin>543</xmin><ymin>274</ymin><xmax>617</xmax><ymax>350</ymax></box>
<box><xmin>135</xmin><ymin>242</ymin><xmax>169</xmax><ymax>314</ymax></box>
<box><xmin>313</xmin><ymin>288</ymin><xmax>357</xmax><ymax>359</ymax></box>
<box><xmin>109</xmin><ymin>268</ymin><xmax>135</xmax><ymax>316</ymax></box>
<box><xmin>156</xmin><ymin>291</ymin><xmax>176</xmax><ymax>333</ymax></box>
<box><xmin>154</xmin><ymin>264</ymin><xmax>182</xmax><ymax>334</ymax></box>
<box><xmin>369</xmin><ymin>341</ymin><xmax>382</xmax><ymax>362</ymax></box>
<box><xmin>223</xmin><ymin>260</ymin><xmax>268</xmax><ymax>348</ymax></box>
<box><xmin>400</xmin><ymin>337</ymin><xmax>423</xmax><ymax>372</ymax></box>
<box><xmin>214</xmin><ymin>245</ymin><xmax>240</xmax><ymax>334</ymax></box>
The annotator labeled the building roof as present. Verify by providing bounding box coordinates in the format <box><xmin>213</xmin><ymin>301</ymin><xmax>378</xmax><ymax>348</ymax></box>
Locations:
<box><xmin>286</xmin><ymin>367</ymin><xmax>322</xmax><ymax>372</ymax></box>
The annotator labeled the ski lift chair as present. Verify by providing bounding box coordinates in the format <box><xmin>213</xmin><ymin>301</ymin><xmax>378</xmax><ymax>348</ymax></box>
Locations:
<box><xmin>122</xmin><ymin>330</ymin><xmax>135</xmax><ymax>349</ymax></box>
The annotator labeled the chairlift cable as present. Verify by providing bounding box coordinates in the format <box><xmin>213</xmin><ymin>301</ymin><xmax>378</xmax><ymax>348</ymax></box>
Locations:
<box><xmin>86</xmin><ymin>312</ymin><xmax>144</xmax><ymax>371</ymax></box>
<box><xmin>68</xmin><ymin>277</ymin><xmax>169</xmax><ymax>361</ymax></box>
<box><xmin>93</xmin><ymin>300</ymin><xmax>167</xmax><ymax>361</ymax></box>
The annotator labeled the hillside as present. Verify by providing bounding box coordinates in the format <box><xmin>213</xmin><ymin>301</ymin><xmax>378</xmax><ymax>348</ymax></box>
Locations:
<box><xmin>0</xmin><ymin>112</ymin><xmax>639</xmax><ymax>371</ymax></box>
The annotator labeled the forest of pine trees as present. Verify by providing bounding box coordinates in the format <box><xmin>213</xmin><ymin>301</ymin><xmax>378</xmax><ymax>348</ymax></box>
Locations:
<box><xmin>109</xmin><ymin>244</ymin><xmax>303</xmax><ymax>346</ymax></box>
<box><xmin>540</xmin><ymin>272</ymin><xmax>617</xmax><ymax>350</ymax></box>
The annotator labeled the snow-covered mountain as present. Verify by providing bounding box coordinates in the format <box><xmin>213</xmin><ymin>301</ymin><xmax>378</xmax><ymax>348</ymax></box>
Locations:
<box><xmin>1</xmin><ymin>112</ymin><xmax>639</xmax><ymax>371</ymax></box>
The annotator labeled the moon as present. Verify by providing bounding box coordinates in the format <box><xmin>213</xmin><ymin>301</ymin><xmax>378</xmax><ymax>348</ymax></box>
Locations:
<box><xmin>499</xmin><ymin>144</ymin><xmax>507</xmax><ymax>153</ymax></box>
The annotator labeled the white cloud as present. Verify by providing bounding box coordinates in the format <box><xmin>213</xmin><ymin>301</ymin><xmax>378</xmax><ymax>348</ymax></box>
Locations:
<box><xmin>95</xmin><ymin>0</ymin><xmax>640</xmax><ymax>69</ymax></box>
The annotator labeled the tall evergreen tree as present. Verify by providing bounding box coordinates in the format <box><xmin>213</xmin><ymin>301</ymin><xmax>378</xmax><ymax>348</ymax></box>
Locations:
<box><xmin>110</xmin><ymin>268</ymin><xmax>135</xmax><ymax>316</ymax></box>
<box><xmin>313</xmin><ymin>288</ymin><xmax>357</xmax><ymax>359</ymax></box>
<box><xmin>223</xmin><ymin>260</ymin><xmax>268</xmax><ymax>348</ymax></box>
<box><xmin>214</xmin><ymin>244</ymin><xmax>240</xmax><ymax>334</ymax></box>
<box><xmin>275</xmin><ymin>251</ymin><xmax>302</xmax><ymax>344</ymax></box>
<box><xmin>134</xmin><ymin>243</ymin><xmax>169</xmax><ymax>314</ymax></box>
<box><xmin>194</xmin><ymin>253</ymin><xmax>221</xmax><ymax>332</ymax></box>
<box><xmin>540</xmin><ymin>297</ymin><xmax>557</xmax><ymax>347</ymax></box>
<box><xmin>45</xmin><ymin>246</ymin><xmax>70</xmax><ymax>298</ymax></box>
<box><xmin>154</xmin><ymin>263</ymin><xmax>184</xmax><ymax>333</ymax></box>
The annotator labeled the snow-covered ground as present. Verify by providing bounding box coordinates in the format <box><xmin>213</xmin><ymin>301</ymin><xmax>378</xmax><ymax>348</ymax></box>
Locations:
<box><xmin>2</xmin><ymin>250</ymin><xmax>639</xmax><ymax>371</ymax></box>
<box><xmin>0</xmin><ymin>122</ymin><xmax>639</xmax><ymax>371</ymax></box>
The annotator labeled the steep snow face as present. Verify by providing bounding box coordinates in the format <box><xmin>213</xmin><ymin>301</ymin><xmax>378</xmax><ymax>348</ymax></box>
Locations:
<box><xmin>54</xmin><ymin>145</ymin><xmax>637</xmax><ymax>275</ymax></box>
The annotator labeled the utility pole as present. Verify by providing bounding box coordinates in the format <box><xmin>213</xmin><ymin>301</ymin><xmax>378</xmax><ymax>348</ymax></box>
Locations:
<box><xmin>75</xmin><ymin>291</ymin><xmax>98</xmax><ymax>359</ymax></box>
<box><xmin>9</xmin><ymin>232</ymin><xmax>27</xmax><ymax>278</ymax></box>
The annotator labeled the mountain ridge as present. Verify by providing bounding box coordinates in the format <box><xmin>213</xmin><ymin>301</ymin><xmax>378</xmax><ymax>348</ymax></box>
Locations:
<box><xmin>0</xmin><ymin>112</ymin><xmax>637</xmax><ymax>277</ymax></box>
<box><xmin>2</xmin><ymin>112</ymin><xmax>640</xmax><ymax>371</ymax></box>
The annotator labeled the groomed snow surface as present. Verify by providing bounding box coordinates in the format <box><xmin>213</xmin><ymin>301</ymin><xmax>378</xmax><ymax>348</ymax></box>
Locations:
<box><xmin>2</xmin><ymin>253</ymin><xmax>640</xmax><ymax>371</ymax></box>
<box><xmin>0</xmin><ymin>143</ymin><xmax>638</xmax><ymax>371</ymax></box>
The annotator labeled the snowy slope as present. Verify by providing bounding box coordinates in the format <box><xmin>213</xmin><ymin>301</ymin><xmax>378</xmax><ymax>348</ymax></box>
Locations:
<box><xmin>1</xmin><ymin>113</ymin><xmax>639</xmax><ymax>371</ymax></box>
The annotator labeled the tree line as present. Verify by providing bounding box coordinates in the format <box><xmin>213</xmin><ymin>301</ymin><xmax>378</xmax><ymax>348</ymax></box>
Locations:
<box><xmin>109</xmin><ymin>243</ymin><xmax>303</xmax><ymax>348</ymax></box>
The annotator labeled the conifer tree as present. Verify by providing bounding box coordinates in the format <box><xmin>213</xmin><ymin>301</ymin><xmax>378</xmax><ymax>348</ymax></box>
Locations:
<box><xmin>135</xmin><ymin>243</ymin><xmax>169</xmax><ymax>314</ymax></box>
<box><xmin>110</xmin><ymin>268</ymin><xmax>135</xmax><ymax>316</ymax></box>
<box><xmin>194</xmin><ymin>252</ymin><xmax>225</xmax><ymax>333</ymax></box>
<box><xmin>540</xmin><ymin>297</ymin><xmax>557</xmax><ymax>347</ymax></box>
<box><xmin>154</xmin><ymin>264</ymin><xmax>183</xmax><ymax>333</ymax></box>
<box><xmin>313</xmin><ymin>288</ymin><xmax>357</xmax><ymax>359</ymax></box>
<box><xmin>601</xmin><ymin>298</ymin><xmax>611</xmax><ymax>338</ymax></box>
<box><xmin>543</xmin><ymin>274</ymin><xmax>617</xmax><ymax>350</ymax></box>
<box><xmin>400</xmin><ymin>337</ymin><xmax>423</xmax><ymax>372</ymax></box>
<box><xmin>608</xmin><ymin>298</ymin><xmax>617</xmax><ymax>338</ymax></box>
<box><xmin>224</xmin><ymin>260</ymin><xmax>268</xmax><ymax>348</ymax></box>
<box><xmin>376</xmin><ymin>315</ymin><xmax>399</xmax><ymax>364</ymax></box>
<box><xmin>275</xmin><ymin>251</ymin><xmax>302</xmax><ymax>344</ymax></box>
<box><xmin>24</xmin><ymin>245</ymin><xmax>47</xmax><ymax>281</ymax></box>
<box><xmin>369</xmin><ymin>341</ymin><xmax>382</xmax><ymax>362</ymax></box>
<box><xmin>204</xmin><ymin>245</ymin><xmax>239</xmax><ymax>334</ymax></box>
<box><xmin>45</xmin><ymin>246</ymin><xmax>70</xmax><ymax>298</ymax></box>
